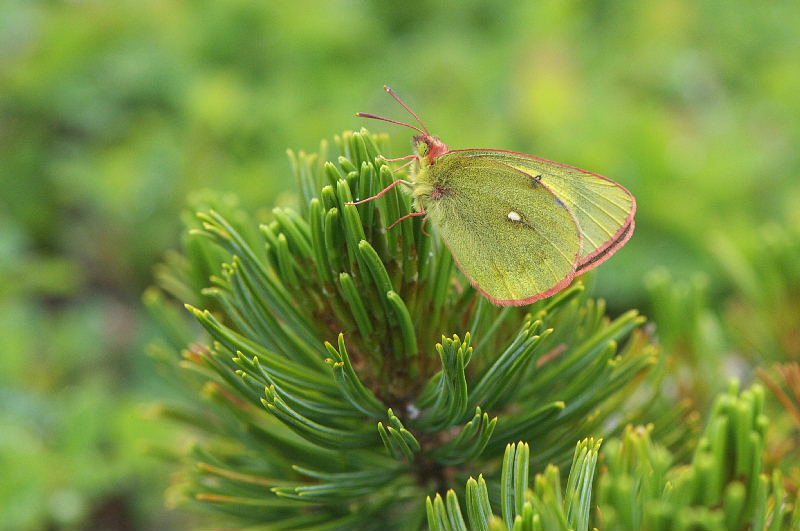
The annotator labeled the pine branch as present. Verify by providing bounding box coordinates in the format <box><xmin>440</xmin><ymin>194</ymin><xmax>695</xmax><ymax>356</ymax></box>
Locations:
<box><xmin>597</xmin><ymin>384</ymin><xmax>798</xmax><ymax>531</ymax></box>
<box><xmin>431</xmin><ymin>385</ymin><xmax>800</xmax><ymax>531</ymax></box>
<box><xmin>427</xmin><ymin>440</ymin><xmax>603</xmax><ymax>531</ymax></box>
<box><xmin>148</xmin><ymin>129</ymin><xmax>676</xmax><ymax>529</ymax></box>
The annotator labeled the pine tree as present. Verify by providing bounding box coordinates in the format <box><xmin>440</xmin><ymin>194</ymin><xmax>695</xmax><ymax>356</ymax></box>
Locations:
<box><xmin>145</xmin><ymin>130</ymin><xmax>799</xmax><ymax>530</ymax></box>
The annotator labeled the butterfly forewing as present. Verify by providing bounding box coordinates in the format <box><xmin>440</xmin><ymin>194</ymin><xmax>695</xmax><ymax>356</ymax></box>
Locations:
<box><xmin>447</xmin><ymin>150</ymin><xmax>636</xmax><ymax>270</ymax></box>
<box><xmin>418</xmin><ymin>155</ymin><xmax>581</xmax><ymax>306</ymax></box>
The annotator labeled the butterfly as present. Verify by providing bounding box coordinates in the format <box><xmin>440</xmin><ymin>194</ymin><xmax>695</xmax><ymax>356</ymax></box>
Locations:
<box><xmin>349</xmin><ymin>86</ymin><xmax>636</xmax><ymax>306</ymax></box>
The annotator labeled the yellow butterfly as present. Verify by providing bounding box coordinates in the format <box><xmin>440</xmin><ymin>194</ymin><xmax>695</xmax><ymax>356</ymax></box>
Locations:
<box><xmin>351</xmin><ymin>87</ymin><xmax>636</xmax><ymax>306</ymax></box>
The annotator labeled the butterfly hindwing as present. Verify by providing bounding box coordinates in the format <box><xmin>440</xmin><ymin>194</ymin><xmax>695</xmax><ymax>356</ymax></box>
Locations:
<box><xmin>417</xmin><ymin>154</ymin><xmax>581</xmax><ymax>306</ymax></box>
<box><xmin>446</xmin><ymin>150</ymin><xmax>636</xmax><ymax>272</ymax></box>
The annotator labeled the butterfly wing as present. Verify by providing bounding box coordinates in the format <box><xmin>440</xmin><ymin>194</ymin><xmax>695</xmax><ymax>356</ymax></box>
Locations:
<box><xmin>446</xmin><ymin>150</ymin><xmax>636</xmax><ymax>273</ymax></box>
<box><xmin>418</xmin><ymin>154</ymin><xmax>582</xmax><ymax>306</ymax></box>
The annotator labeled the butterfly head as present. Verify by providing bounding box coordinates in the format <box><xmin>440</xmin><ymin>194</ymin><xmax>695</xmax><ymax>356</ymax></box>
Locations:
<box><xmin>414</xmin><ymin>134</ymin><xmax>449</xmax><ymax>165</ymax></box>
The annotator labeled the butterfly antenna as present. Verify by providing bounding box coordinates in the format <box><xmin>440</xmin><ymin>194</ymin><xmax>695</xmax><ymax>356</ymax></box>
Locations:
<box><xmin>355</xmin><ymin>112</ymin><xmax>426</xmax><ymax>135</ymax></box>
<box><xmin>383</xmin><ymin>85</ymin><xmax>430</xmax><ymax>135</ymax></box>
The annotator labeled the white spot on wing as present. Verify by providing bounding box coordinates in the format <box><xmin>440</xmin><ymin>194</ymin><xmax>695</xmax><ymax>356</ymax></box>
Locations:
<box><xmin>507</xmin><ymin>211</ymin><xmax>522</xmax><ymax>222</ymax></box>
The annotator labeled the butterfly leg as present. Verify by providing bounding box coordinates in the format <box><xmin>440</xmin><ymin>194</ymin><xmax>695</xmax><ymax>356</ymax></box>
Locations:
<box><xmin>421</xmin><ymin>216</ymin><xmax>431</xmax><ymax>237</ymax></box>
<box><xmin>380</xmin><ymin>154</ymin><xmax>420</xmax><ymax>163</ymax></box>
<box><xmin>346</xmin><ymin>179</ymin><xmax>412</xmax><ymax>205</ymax></box>
<box><xmin>387</xmin><ymin>208</ymin><xmax>426</xmax><ymax>230</ymax></box>
<box><xmin>379</xmin><ymin>154</ymin><xmax>419</xmax><ymax>173</ymax></box>
<box><xmin>392</xmin><ymin>159</ymin><xmax>417</xmax><ymax>173</ymax></box>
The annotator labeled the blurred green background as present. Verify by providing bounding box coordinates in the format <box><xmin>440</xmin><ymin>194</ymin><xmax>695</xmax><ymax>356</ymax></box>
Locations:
<box><xmin>1</xmin><ymin>0</ymin><xmax>799</xmax><ymax>528</ymax></box>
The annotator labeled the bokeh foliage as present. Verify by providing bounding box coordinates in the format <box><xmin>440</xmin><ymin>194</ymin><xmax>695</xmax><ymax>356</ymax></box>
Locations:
<box><xmin>2</xmin><ymin>0</ymin><xmax>799</xmax><ymax>529</ymax></box>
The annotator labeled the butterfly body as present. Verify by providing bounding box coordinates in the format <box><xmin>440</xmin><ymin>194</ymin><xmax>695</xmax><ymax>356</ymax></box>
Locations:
<box><xmin>355</xmin><ymin>87</ymin><xmax>636</xmax><ymax>306</ymax></box>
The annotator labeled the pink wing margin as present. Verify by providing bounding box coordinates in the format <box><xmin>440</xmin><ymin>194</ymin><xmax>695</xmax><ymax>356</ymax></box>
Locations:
<box><xmin>447</xmin><ymin>148</ymin><xmax>637</xmax><ymax>278</ymax></box>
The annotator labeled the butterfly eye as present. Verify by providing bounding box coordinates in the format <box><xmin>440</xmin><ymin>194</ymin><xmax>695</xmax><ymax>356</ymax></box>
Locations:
<box><xmin>416</xmin><ymin>141</ymin><xmax>429</xmax><ymax>157</ymax></box>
